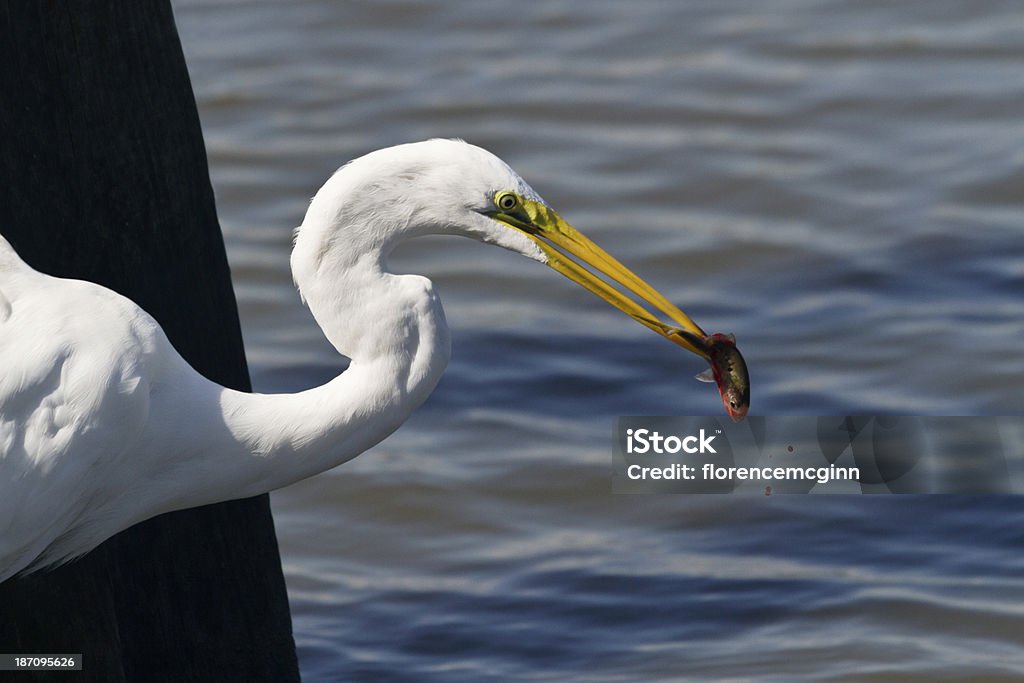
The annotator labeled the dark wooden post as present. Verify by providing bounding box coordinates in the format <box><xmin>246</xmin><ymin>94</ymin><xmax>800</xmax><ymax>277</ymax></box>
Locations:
<box><xmin>0</xmin><ymin>2</ymin><xmax>300</xmax><ymax>680</ymax></box>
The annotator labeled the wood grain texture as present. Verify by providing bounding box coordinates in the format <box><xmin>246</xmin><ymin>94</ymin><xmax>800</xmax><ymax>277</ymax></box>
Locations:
<box><xmin>0</xmin><ymin>2</ymin><xmax>300</xmax><ymax>680</ymax></box>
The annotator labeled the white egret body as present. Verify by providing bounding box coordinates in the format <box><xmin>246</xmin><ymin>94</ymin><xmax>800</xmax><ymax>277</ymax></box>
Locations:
<box><xmin>0</xmin><ymin>139</ymin><xmax>712</xmax><ymax>582</ymax></box>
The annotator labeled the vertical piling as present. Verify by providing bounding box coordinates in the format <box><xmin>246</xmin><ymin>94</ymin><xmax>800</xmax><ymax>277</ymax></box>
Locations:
<box><xmin>0</xmin><ymin>3</ymin><xmax>300</xmax><ymax>680</ymax></box>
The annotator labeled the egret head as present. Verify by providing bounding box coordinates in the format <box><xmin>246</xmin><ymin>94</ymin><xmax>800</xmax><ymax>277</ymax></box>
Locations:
<box><xmin>434</xmin><ymin>139</ymin><xmax>712</xmax><ymax>359</ymax></box>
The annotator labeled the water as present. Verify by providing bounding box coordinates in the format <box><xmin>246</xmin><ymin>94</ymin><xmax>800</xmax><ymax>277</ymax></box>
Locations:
<box><xmin>173</xmin><ymin>1</ymin><xmax>1024</xmax><ymax>679</ymax></box>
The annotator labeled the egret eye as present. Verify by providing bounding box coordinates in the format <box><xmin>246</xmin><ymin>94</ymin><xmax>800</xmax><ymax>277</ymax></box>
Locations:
<box><xmin>495</xmin><ymin>192</ymin><xmax>519</xmax><ymax>212</ymax></box>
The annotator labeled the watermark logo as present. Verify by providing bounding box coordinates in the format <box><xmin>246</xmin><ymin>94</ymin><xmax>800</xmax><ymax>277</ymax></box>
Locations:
<box><xmin>612</xmin><ymin>416</ymin><xmax>1023</xmax><ymax>495</ymax></box>
<box><xmin>626</xmin><ymin>428</ymin><xmax>718</xmax><ymax>454</ymax></box>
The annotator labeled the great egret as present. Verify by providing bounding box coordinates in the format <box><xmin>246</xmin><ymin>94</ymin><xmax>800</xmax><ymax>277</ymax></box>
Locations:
<box><xmin>0</xmin><ymin>139</ymin><xmax>741</xmax><ymax>582</ymax></box>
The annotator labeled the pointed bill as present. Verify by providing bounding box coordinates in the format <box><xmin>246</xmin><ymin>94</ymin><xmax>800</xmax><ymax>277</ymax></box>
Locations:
<box><xmin>489</xmin><ymin>198</ymin><xmax>709</xmax><ymax>357</ymax></box>
<box><xmin>488</xmin><ymin>196</ymin><xmax>750</xmax><ymax>420</ymax></box>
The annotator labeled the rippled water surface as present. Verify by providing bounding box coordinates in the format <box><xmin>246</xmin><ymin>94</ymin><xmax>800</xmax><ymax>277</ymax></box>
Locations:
<box><xmin>173</xmin><ymin>1</ymin><xmax>1024</xmax><ymax>680</ymax></box>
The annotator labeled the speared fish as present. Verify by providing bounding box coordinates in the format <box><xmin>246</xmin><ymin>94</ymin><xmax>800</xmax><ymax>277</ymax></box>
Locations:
<box><xmin>672</xmin><ymin>329</ymin><xmax>750</xmax><ymax>422</ymax></box>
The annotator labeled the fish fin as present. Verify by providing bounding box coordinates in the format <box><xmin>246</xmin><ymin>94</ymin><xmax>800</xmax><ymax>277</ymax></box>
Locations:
<box><xmin>695</xmin><ymin>367</ymin><xmax>715</xmax><ymax>383</ymax></box>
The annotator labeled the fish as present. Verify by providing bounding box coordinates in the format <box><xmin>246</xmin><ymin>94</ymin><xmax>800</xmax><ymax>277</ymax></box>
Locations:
<box><xmin>667</xmin><ymin>325</ymin><xmax>749</xmax><ymax>421</ymax></box>
<box><xmin>695</xmin><ymin>333</ymin><xmax>750</xmax><ymax>422</ymax></box>
<box><xmin>672</xmin><ymin>328</ymin><xmax>749</xmax><ymax>421</ymax></box>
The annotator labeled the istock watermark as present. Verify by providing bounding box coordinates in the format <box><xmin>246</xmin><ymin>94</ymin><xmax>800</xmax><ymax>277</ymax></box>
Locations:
<box><xmin>625</xmin><ymin>428</ymin><xmax>718</xmax><ymax>454</ymax></box>
<box><xmin>612</xmin><ymin>417</ymin><xmax>1024</xmax><ymax>494</ymax></box>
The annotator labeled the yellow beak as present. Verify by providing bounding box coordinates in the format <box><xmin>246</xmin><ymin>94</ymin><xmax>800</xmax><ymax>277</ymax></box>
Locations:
<box><xmin>490</xmin><ymin>198</ymin><xmax>709</xmax><ymax>359</ymax></box>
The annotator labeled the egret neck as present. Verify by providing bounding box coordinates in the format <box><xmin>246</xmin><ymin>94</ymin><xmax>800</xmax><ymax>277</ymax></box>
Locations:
<box><xmin>164</xmin><ymin>195</ymin><xmax>451</xmax><ymax>510</ymax></box>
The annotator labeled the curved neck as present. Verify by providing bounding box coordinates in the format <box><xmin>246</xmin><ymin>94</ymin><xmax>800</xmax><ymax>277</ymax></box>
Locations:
<box><xmin>160</xmin><ymin>215</ymin><xmax>451</xmax><ymax>509</ymax></box>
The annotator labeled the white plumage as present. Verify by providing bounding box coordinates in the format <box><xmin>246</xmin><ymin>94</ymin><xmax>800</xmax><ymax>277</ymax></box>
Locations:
<box><xmin>0</xmin><ymin>139</ymin><xmax>708</xmax><ymax>582</ymax></box>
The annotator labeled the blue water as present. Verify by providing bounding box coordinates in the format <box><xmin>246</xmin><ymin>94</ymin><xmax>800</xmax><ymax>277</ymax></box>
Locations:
<box><xmin>174</xmin><ymin>0</ymin><xmax>1024</xmax><ymax>679</ymax></box>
